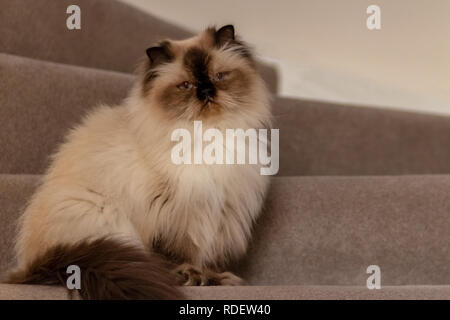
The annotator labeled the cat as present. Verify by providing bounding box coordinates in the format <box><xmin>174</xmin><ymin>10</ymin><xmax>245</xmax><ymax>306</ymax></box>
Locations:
<box><xmin>6</xmin><ymin>25</ymin><xmax>272</xmax><ymax>299</ymax></box>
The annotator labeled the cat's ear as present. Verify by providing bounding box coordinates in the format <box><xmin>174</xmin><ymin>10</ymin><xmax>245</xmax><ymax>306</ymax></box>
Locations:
<box><xmin>214</xmin><ymin>25</ymin><xmax>235</xmax><ymax>47</ymax></box>
<box><xmin>146</xmin><ymin>43</ymin><xmax>172</xmax><ymax>67</ymax></box>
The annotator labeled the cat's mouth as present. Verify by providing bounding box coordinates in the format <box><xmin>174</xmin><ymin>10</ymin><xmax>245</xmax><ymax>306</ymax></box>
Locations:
<box><xmin>201</xmin><ymin>99</ymin><xmax>219</xmax><ymax>110</ymax></box>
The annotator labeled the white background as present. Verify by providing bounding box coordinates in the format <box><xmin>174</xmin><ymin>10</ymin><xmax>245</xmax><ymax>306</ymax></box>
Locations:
<box><xmin>122</xmin><ymin>0</ymin><xmax>450</xmax><ymax>115</ymax></box>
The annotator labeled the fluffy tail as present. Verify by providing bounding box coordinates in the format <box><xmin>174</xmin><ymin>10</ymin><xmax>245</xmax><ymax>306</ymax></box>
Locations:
<box><xmin>6</xmin><ymin>238</ymin><xmax>183</xmax><ymax>299</ymax></box>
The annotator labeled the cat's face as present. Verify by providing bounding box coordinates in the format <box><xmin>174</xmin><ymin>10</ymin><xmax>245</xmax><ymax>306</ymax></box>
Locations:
<box><xmin>140</xmin><ymin>25</ymin><xmax>267</xmax><ymax>122</ymax></box>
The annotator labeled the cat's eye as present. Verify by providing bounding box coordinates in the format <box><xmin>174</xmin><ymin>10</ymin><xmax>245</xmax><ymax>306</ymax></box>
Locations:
<box><xmin>213</xmin><ymin>72</ymin><xmax>227</xmax><ymax>82</ymax></box>
<box><xmin>177</xmin><ymin>81</ymin><xmax>193</xmax><ymax>90</ymax></box>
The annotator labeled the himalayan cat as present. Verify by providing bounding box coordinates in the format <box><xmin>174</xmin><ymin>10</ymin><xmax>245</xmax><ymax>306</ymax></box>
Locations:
<box><xmin>6</xmin><ymin>25</ymin><xmax>272</xmax><ymax>299</ymax></box>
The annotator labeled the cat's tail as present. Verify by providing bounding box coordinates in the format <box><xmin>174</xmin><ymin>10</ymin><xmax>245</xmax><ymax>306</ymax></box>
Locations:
<box><xmin>5</xmin><ymin>237</ymin><xmax>183</xmax><ymax>299</ymax></box>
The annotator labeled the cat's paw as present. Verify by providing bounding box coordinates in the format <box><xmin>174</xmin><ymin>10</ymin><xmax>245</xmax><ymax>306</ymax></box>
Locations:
<box><xmin>205</xmin><ymin>270</ymin><xmax>244</xmax><ymax>286</ymax></box>
<box><xmin>173</xmin><ymin>263</ymin><xmax>208</xmax><ymax>286</ymax></box>
<box><xmin>172</xmin><ymin>264</ymin><xmax>244</xmax><ymax>286</ymax></box>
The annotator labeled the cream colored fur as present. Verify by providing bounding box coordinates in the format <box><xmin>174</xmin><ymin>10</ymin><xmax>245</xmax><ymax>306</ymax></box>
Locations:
<box><xmin>14</xmin><ymin>29</ymin><xmax>272</xmax><ymax>276</ymax></box>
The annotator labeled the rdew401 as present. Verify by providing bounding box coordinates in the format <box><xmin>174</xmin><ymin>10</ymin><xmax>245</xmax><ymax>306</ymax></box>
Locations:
<box><xmin>224</xmin><ymin>305</ymin><xmax>271</xmax><ymax>315</ymax></box>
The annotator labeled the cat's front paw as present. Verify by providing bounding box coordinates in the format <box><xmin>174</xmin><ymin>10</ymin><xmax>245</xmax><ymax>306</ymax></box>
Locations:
<box><xmin>173</xmin><ymin>263</ymin><xmax>209</xmax><ymax>286</ymax></box>
<box><xmin>205</xmin><ymin>270</ymin><xmax>244</xmax><ymax>286</ymax></box>
<box><xmin>172</xmin><ymin>264</ymin><xmax>244</xmax><ymax>286</ymax></box>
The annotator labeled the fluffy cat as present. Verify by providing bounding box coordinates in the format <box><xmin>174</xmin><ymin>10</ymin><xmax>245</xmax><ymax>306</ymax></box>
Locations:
<box><xmin>6</xmin><ymin>25</ymin><xmax>272</xmax><ymax>299</ymax></box>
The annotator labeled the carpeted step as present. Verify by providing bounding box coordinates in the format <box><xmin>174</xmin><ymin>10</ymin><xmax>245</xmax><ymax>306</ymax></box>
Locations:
<box><xmin>0</xmin><ymin>0</ymin><xmax>278</xmax><ymax>92</ymax></box>
<box><xmin>1</xmin><ymin>283</ymin><xmax>449</xmax><ymax>300</ymax></box>
<box><xmin>2</xmin><ymin>53</ymin><xmax>450</xmax><ymax>176</ymax></box>
<box><xmin>1</xmin><ymin>174</ymin><xmax>449</xmax><ymax>285</ymax></box>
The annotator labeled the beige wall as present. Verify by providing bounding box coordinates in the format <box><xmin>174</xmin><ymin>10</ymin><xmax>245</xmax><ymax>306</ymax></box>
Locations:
<box><xmin>122</xmin><ymin>0</ymin><xmax>450</xmax><ymax>115</ymax></box>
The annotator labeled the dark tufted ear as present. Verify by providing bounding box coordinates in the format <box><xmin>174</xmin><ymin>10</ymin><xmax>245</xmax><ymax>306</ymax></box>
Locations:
<box><xmin>214</xmin><ymin>25</ymin><xmax>235</xmax><ymax>47</ymax></box>
<box><xmin>146</xmin><ymin>42</ymin><xmax>173</xmax><ymax>67</ymax></box>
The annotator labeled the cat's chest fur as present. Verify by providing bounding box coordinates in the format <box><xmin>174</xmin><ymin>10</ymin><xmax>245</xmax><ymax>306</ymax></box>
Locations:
<box><xmin>140</xmin><ymin>160</ymin><xmax>268</xmax><ymax>267</ymax></box>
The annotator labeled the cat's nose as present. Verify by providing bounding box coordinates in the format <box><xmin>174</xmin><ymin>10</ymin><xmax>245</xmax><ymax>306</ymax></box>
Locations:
<box><xmin>201</xmin><ymin>87</ymin><xmax>214</xmax><ymax>96</ymax></box>
<box><xmin>197</xmin><ymin>86</ymin><xmax>216</xmax><ymax>101</ymax></box>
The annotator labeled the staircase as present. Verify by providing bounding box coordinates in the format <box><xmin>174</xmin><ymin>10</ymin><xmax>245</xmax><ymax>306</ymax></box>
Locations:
<box><xmin>0</xmin><ymin>0</ymin><xmax>449</xmax><ymax>299</ymax></box>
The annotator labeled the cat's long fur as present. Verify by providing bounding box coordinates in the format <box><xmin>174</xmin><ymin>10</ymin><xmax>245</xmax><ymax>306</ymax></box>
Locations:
<box><xmin>6</xmin><ymin>25</ymin><xmax>272</xmax><ymax>299</ymax></box>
